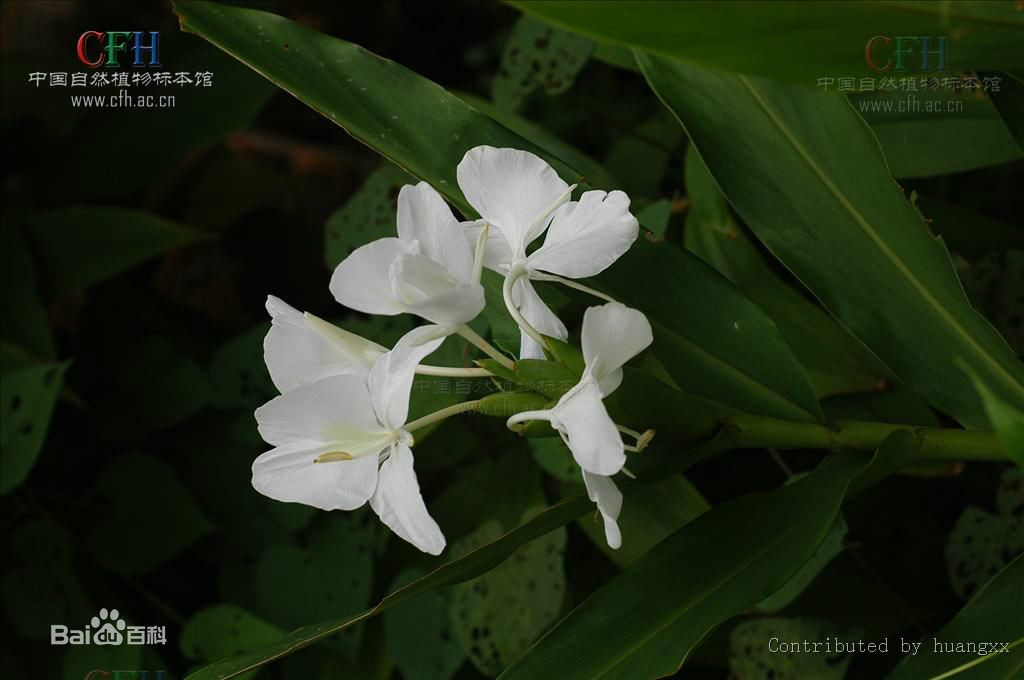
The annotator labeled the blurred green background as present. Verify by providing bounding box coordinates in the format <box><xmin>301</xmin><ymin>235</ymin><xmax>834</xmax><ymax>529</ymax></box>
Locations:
<box><xmin>1</xmin><ymin>1</ymin><xmax>1022</xmax><ymax>679</ymax></box>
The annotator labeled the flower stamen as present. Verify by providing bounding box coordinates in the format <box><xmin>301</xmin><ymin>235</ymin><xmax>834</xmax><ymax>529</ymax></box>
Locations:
<box><xmin>523</xmin><ymin>183</ymin><xmax>577</xmax><ymax>245</ymax></box>
<box><xmin>314</xmin><ymin>451</ymin><xmax>354</xmax><ymax>463</ymax></box>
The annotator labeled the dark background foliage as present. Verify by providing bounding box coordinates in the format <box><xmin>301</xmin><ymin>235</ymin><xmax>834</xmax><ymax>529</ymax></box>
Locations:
<box><xmin>1</xmin><ymin>1</ymin><xmax>1021</xmax><ymax>679</ymax></box>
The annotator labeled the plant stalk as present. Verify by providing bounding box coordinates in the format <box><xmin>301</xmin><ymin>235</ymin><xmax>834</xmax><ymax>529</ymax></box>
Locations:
<box><xmin>724</xmin><ymin>414</ymin><xmax>1005</xmax><ymax>461</ymax></box>
<box><xmin>531</xmin><ymin>271</ymin><xmax>617</xmax><ymax>303</ymax></box>
<box><xmin>405</xmin><ymin>399</ymin><xmax>481</xmax><ymax>433</ymax></box>
<box><xmin>502</xmin><ymin>265</ymin><xmax>547</xmax><ymax>349</ymax></box>
<box><xmin>456</xmin><ymin>324</ymin><xmax>514</xmax><ymax>370</ymax></box>
<box><xmin>415</xmin><ymin>365</ymin><xmax>492</xmax><ymax>378</ymax></box>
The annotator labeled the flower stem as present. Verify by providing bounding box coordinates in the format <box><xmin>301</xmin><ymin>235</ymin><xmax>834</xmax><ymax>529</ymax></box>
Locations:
<box><xmin>502</xmin><ymin>264</ymin><xmax>547</xmax><ymax>350</ymax></box>
<box><xmin>472</xmin><ymin>222</ymin><xmax>489</xmax><ymax>284</ymax></box>
<box><xmin>506</xmin><ymin>408</ymin><xmax>552</xmax><ymax>432</ymax></box>
<box><xmin>415</xmin><ymin>365</ymin><xmax>493</xmax><ymax>378</ymax></box>
<box><xmin>531</xmin><ymin>272</ymin><xmax>617</xmax><ymax>303</ymax></box>
<box><xmin>524</xmin><ymin>183</ymin><xmax>577</xmax><ymax>244</ymax></box>
<box><xmin>405</xmin><ymin>399</ymin><xmax>482</xmax><ymax>433</ymax></box>
<box><xmin>456</xmin><ymin>324</ymin><xmax>514</xmax><ymax>370</ymax></box>
<box><xmin>725</xmin><ymin>414</ymin><xmax>1005</xmax><ymax>461</ymax></box>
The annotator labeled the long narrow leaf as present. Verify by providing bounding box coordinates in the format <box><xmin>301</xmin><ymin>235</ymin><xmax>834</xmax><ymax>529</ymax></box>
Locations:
<box><xmin>173</xmin><ymin>0</ymin><xmax>609</xmax><ymax>218</ymax></box>
<box><xmin>511</xmin><ymin>1</ymin><xmax>1024</xmax><ymax>83</ymax></box>
<box><xmin>501</xmin><ymin>432</ymin><xmax>916</xmax><ymax>679</ymax></box>
<box><xmin>638</xmin><ymin>56</ymin><xmax>1024</xmax><ymax>428</ymax></box>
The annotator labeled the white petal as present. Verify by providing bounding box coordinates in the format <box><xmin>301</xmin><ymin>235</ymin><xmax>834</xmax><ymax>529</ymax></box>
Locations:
<box><xmin>255</xmin><ymin>374</ymin><xmax>387</xmax><ymax>447</ymax></box>
<box><xmin>528</xmin><ymin>190</ymin><xmax>639</xmax><ymax>279</ymax></box>
<box><xmin>330</xmin><ymin>238</ymin><xmax>413</xmax><ymax>315</ymax></box>
<box><xmin>596</xmin><ymin>367</ymin><xmax>623</xmax><ymax>398</ymax></box>
<box><xmin>513</xmin><ymin>277</ymin><xmax>568</xmax><ymax>359</ymax></box>
<box><xmin>397</xmin><ymin>182</ymin><xmax>475</xmax><ymax>283</ymax></box>
<box><xmin>583</xmin><ymin>471</ymin><xmax>623</xmax><ymax>550</ymax></box>
<box><xmin>368</xmin><ymin>325</ymin><xmax>448</xmax><ymax>430</ymax></box>
<box><xmin>456</xmin><ymin>146</ymin><xmax>569</xmax><ymax>255</ymax></box>
<box><xmin>389</xmin><ymin>253</ymin><xmax>485</xmax><ymax>328</ymax></box>
<box><xmin>252</xmin><ymin>441</ymin><xmax>380</xmax><ymax>511</ymax></box>
<box><xmin>581</xmin><ymin>303</ymin><xmax>653</xmax><ymax>387</ymax></box>
<box><xmin>264</xmin><ymin>295</ymin><xmax>385</xmax><ymax>392</ymax></box>
<box><xmin>370</xmin><ymin>443</ymin><xmax>446</xmax><ymax>555</ymax></box>
<box><xmin>463</xmin><ymin>219</ymin><xmax>513</xmax><ymax>272</ymax></box>
<box><xmin>550</xmin><ymin>378</ymin><xmax>626</xmax><ymax>476</ymax></box>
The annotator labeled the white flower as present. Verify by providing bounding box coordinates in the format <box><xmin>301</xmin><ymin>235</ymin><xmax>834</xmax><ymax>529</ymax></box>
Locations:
<box><xmin>330</xmin><ymin>181</ymin><xmax>485</xmax><ymax>330</ymax></box>
<box><xmin>457</xmin><ymin>146</ymin><xmax>639</xmax><ymax>358</ymax></box>
<box><xmin>252</xmin><ymin>324</ymin><xmax>448</xmax><ymax>555</ymax></box>
<box><xmin>264</xmin><ymin>295</ymin><xmax>385</xmax><ymax>392</ymax></box>
<box><xmin>508</xmin><ymin>302</ymin><xmax>653</xmax><ymax>548</ymax></box>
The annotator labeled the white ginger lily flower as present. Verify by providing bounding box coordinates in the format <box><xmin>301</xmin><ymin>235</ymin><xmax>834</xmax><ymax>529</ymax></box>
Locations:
<box><xmin>508</xmin><ymin>302</ymin><xmax>653</xmax><ymax>548</ymax></box>
<box><xmin>252</xmin><ymin>324</ymin><xmax>448</xmax><ymax>555</ymax></box>
<box><xmin>330</xmin><ymin>181</ymin><xmax>485</xmax><ymax>331</ymax></box>
<box><xmin>263</xmin><ymin>295</ymin><xmax>488</xmax><ymax>394</ymax></box>
<box><xmin>264</xmin><ymin>295</ymin><xmax>386</xmax><ymax>392</ymax></box>
<box><xmin>457</xmin><ymin>146</ymin><xmax>639</xmax><ymax>358</ymax></box>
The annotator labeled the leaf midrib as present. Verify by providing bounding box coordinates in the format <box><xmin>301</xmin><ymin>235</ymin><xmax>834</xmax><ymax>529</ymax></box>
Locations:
<box><xmin>734</xmin><ymin>74</ymin><xmax>1024</xmax><ymax>402</ymax></box>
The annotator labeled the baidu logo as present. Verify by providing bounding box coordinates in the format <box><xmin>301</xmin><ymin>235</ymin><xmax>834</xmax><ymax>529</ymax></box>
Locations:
<box><xmin>50</xmin><ymin>608</ymin><xmax>165</xmax><ymax>646</ymax></box>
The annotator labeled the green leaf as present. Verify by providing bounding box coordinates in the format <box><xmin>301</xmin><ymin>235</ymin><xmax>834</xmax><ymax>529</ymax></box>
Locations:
<box><xmin>593</xmin><ymin>237</ymin><xmax>824</xmax><ymax>424</ymax></box>
<box><xmin>758</xmin><ymin>513</ymin><xmax>848</xmax><ymax>612</ymax></box>
<box><xmin>1</xmin><ymin>519</ymin><xmax>92</xmax><ymax>640</ymax></box>
<box><xmin>513</xmin><ymin>359</ymin><xmax>580</xmax><ymax>400</ymax></box>
<box><xmin>635</xmin><ymin>199</ymin><xmax>671</xmax><ymax>237</ymax></box>
<box><xmin>0</xmin><ymin>361</ymin><xmax>68</xmax><ymax>495</ymax></box>
<box><xmin>181</xmin><ymin>606</ymin><xmax>284</xmax><ymax>680</ymax></box>
<box><xmin>541</xmin><ymin>336</ymin><xmax>585</xmax><ymax>376</ymax></box>
<box><xmin>639</xmin><ymin>56</ymin><xmax>1024</xmax><ymax>428</ymax></box>
<box><xmin>603</xmin><ymin>367</ymin><xmax>720</xmax><ymax>446</ymax></box>
<box><xmin>499</xmin><ymin>439</ymin><xmax>899</xmax><ymax>680</ymax></box>
<box><xmin>961</xmin><ymin>363</ymin><xmax>1024</xmax><ymax>463</ymax></box>
<box><xmin>683</xmin><ymin>147</ymin><xmax>883</xmax><ymax>398</ymax></box>
<box><xmin>729</xmin><ymin>618</ymin><xmax>854</xmax><ymax>680</ymax></box>
<box><xmin>1</xmin><ymin>222</ymin><xmax>54</xmax><ymax>359</ymax></box>
<box><xmin>511</xmin><ymin>1</ymin><xmax>1024</xmax><ymax>82</ymax></box>
<box><xmin>25</xmin><ymin>207</ymin><xmax>207</xmax><ymax>293</ymax></box>
<box><xmin>578</xmin><ymin>474</ymin><xmax>710</xmax><ymax>569</ymax></box>
<box><xmin>492</xmin><ymin>14</ymin><xmax>592</xmax><ymax>110</ymax></box>
<box><xmin>603</xmin><ymin>109</ymin><xmax>683</xmax><ymax>199</ymax></box>
<box><xmin>208</xmin><ymin>322</ymin><xmax>276</xmax><ymax>410</ymax></box>
<box><xmin>255</xmin><ymin>535</ymin><xmax>372</xmax><ymax>660</ymax></box>
<box><xmin>63</xmin><ymin>644</ymin><xmax>142</xmax><ymax>680</ymax></box>
<box><xmin>383</xmin><ymin>569</ymin><xmax>465</xmax><ymax>680</ymax></box>
<box><xmin>885</xmin><ymin>554</ymin><xmax>1024</xmax><ymax>680</ymax></box>
<box><xmin>981</xmin><ymin>71</ymin><xmax>1024</xmax><ymax>152</ymax></box>
<box><xmin>946</xmin><ymin>469</ymin><xmax>1024</xmax><ymax>599</ymax></box>
<box><xmin>89</xmin><ymin>454</ymin><xmax>216</xmax><ymax>574</ymax></box>
<box><xmin>93</xmin><ymin>336</ymin><xmax>214</xmax><ymax>440</ymax></box>
<box><xmin>528</xmin><ymin>437</ymin><xmax>579</xmax><ymax>483</ymax></box>
<box><xmin>824</xmin><ymin>388</ymin><xmax>939</xmax><ymax>427</ymax></box>
<box><xmin>959</xmin><ymin>250</ymin><xmax>1024</xmax><ymax>356</ymax></box>
<box><xmin>185</xmin><ymin>438</ymin><xmax>314</xmax><ymax>559</ymax></box>
<box><xmin>478</xmin><ymin>390</ymin><xmax>551</xmax><ymax>419</ymax></box>
<box><xmin>324</xmin><ymin>163</ymin><xmax>411</xmax><ymax>270</ymax></box>
<box><xmin>449</xmin><ymin>511</ymin><xmax>567</xmax><ymax>676</ymax></box>
<box><xmin>851</xmin><ymin>87</ymin><xmax>1022</xmax><ymax>178</ymax></box>
<box><xmin>915</xmin><ymin>195</ymin><xmax>1024</xmax><ymax>262</ymax></box>
<box><xmin>173</xmin><ymin>1</ymin><xmax>597</xmax><ymax>218</ymax></box>
<box><xmin>591</xmin><ymin>43</ymin><xmax>637</xmax><ymax>71</ymax></box>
